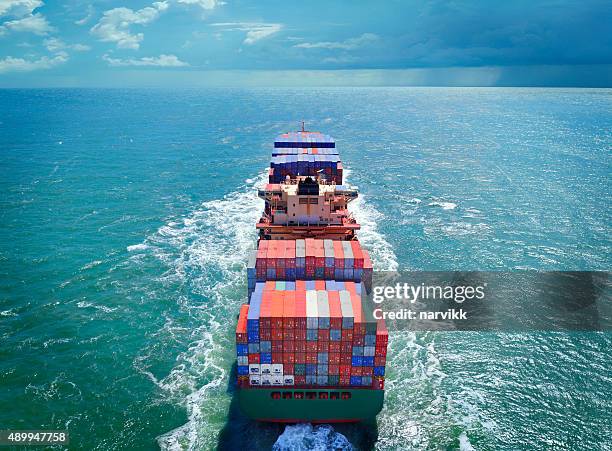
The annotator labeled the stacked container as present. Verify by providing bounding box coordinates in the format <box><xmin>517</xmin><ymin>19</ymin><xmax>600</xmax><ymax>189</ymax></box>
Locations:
<box><xmin>249</xmin><ymin>239</ymin><xmax>373</xmax><ymax>288</ymax></box>
<box><xmin>236</xmin><ymin>281</ymin><xmax>387</xmax><ymax>390</ymax></box>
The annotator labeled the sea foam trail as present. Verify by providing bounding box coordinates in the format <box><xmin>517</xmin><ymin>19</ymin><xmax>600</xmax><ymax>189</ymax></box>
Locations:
<box><xmin>129</xmin><ymin>173</ymin><xmax>266</xmax><ymax>450</ymax></box>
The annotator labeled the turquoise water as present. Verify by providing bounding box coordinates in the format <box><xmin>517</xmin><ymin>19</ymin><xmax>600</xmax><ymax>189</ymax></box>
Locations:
<box><xmin>0</xmin><ymin>88</ymin><xmax>610</xmax><ymax>450</ymax></box>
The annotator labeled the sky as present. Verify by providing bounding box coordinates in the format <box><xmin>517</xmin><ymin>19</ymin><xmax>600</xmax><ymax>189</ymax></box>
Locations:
<box><xmin>0</xmin><ymin>0</ymin><xmax>610</xmax><ymax>87</ymax></box>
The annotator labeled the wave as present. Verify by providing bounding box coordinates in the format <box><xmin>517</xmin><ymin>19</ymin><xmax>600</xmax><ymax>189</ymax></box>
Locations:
<box><xmin>274</xmin><ymin>424</ymin><xmax>353</xmax><ymax>451</ymax></box>
<box><xmin>127</xmin><ymin>243</ymin><xmax>149</xmax><ymax>252</ymax></box>
<box><xmin>428</xmin><ymin>201</ymin><xmax>457</xmax><ymax>210</ymax></box>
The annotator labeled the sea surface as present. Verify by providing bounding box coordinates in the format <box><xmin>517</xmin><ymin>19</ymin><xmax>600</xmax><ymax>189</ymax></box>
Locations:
<box><xmin>0</xmin><ymin>87</ymin><xmax>610</xmax><ymax>450</ymax></box>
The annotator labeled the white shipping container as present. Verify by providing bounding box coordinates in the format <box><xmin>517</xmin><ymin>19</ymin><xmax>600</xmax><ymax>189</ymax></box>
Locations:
<box><xmin>261</xmin><ymin>375</ymin><xmax>272</xmax><ymax>385</ymax></box>
<box><xmin>260</xmin><ymin>364</ymin><xmax>272</xmax><ymax>375</ymax></box>
<box><xmin>283</xmin><ymin>375</ymin><xmax>295</xmax><ymax>385</ymax></box>
<box><xmin>306</xmin><ymin>290</ymin><xmax>319</xmax><ymax>329</ymax></box>
<box><xmin>272</xmin><ymin>375</ymin><xmax>283</xmax><ymax>386</ymax></box>
<box><xmin>249</xmin><ymin>375</ymin><xmax>261</xmax><ymax>385</ymax></box>
<box><xmin>248</xmin><ymin>364</ymin><xmax>260</xmax><ymax>375</ymax></box>
<box><xmin>272</xmin><ymin>363</ymin><xmax>284</xmax><ymax>375</ymax></box>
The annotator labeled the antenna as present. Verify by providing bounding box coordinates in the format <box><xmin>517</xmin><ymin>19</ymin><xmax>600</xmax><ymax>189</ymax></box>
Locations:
<box><xmin>301</xmin><ymin>120</ymin><xmax>305</xmax><ymax>132</ymax></box>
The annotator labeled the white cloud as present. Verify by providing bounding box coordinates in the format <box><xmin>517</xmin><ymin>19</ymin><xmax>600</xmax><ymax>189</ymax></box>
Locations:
<box><xmin>295</xmin><ymin>33</ymin><xmax>379</xmax><ymax>50</ymax></box>
<box><xmin>90</xmin><ymin>1</ymin><xmax>168</xmax><ymax>50</ymax></box>
<box><xmin>211</xmin><ymin>22</ymin><xmax>282</xmax><ymax>45</ymax></box>
<box><xmin>176</xmin><ymin>0</ymin><xmax>224</xmax><ymax>11</ymax></box>
<box><xmin>74</xmin><ymin>5</ymin><xmax>94</xmax><ymax>26</ymax></box>
<box><xmin>0</xmin><ymin>11</ymin><xmax>53</xmax><ymax>35</ymax></box>
<box><xmin>0</xmin><ymin>52</ymin><xmax>67</xmax><ymax>73</ymax></box>
<box><xmin>102</xmin><ymin>53</ymin><xmax>189</xmax><ymax>67</ymax></box>
<box><xmin>44</xmin><ymin>37</ymin><xmax>90</xmax><ymax>52</ymax></box>
<box><xmin>0</xmin><ymin>0</ymin><xmax>42</xmax><ymax>17</ymax></box>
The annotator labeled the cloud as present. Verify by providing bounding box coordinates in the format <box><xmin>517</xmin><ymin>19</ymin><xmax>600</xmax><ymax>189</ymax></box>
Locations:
<box><xmin>0</xmin><ymin>52</ymin><xmax>67</xmax><ymax>73</ymax></box>
<box><xmin>0</xmin><ymin>0</ymin><xmax>42</xmax><ymax>17</ymax></box>
<box><xmin>211</xmin><ymin>22</ymin><xmax>282</xmax><ymax>45</ymax></box>
<box><xmin>295</xmin><ymin>33</ymin><xmax>379</xmax><ymax>50</ymax></box>
<box><xmin>75</xmin><ymin>5</ymin><xmax>94</xmax><ymax>26</ymax></box>
<box><xmin>90</xmin><ymin>1</ymin><xmax>168</xmax><ymax>50</ymax></box>
<box><xmin>44</xmin><ymin>37</ymin><xmax>90</xmax><ymax>52</ymax></box>
<box><xmin>176</xmin><ymin>0</ymin><xmax>224</xmax><ymax>11</ymax></box>
<box><xmin>102</xmin><ymin>53</ymin><xmax>189</xmax><ymax>67</ymax></box>
<box><xmin>0</xmin><ymin>13</ymin><xmax>53</xmax><ymax>36</ymax></box>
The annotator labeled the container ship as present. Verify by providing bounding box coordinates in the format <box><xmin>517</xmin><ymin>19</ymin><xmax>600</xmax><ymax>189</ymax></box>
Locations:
<box><xmin>234</xmin><ymin>127</ymin><xmax>388</xmax><ymax>423</ymax></box>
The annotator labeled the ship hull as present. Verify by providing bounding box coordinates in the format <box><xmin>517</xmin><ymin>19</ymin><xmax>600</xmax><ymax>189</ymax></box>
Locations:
<box><xmin>238</xmin><ymin>387</ymin><xmax>384</xmax><ymax>423</ymax></box>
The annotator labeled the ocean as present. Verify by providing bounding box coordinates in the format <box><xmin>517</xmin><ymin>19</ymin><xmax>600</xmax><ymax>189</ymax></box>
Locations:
<box><xmin>0</xmin><ymin>87</ymin><xmax>610</xmax><ymax>450</ymax></box>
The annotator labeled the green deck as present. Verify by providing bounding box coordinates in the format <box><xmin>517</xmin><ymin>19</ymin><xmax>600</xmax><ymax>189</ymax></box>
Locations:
<box><xmin>238</xmin><ymin>387</ymin><xmax>384</xmax><ymax>423</ymax></box>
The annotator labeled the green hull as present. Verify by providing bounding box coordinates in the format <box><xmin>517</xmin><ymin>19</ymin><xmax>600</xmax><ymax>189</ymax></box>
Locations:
<box><xmin>238</xmin><ymin>387</ymin><xmax>384</xmax><ymax>423</ymax></box>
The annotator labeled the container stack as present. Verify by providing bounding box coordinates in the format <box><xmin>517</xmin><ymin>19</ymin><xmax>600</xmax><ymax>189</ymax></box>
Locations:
<box><xmin>235</xmin><ymin>282</ymin><xmax>388</xmax><ymax>389</ymax></box>
<box><xmin>247</xmin><ymin>239</ymin><xmax>373</xmax><ymax>288</ymax></box>
<box><xmin>274</xmin><ymin>132</ymin><xmax>335</xmax><ymax>149</ymax></box>
<box><xmin>269</xmin><ymin>155</ymin><xmax>343</xmax><ymax>184</ymax></box>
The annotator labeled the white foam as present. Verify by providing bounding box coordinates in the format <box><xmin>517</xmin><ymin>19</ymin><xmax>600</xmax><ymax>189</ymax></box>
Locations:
<box><xmin>273</xmin><ymin>424</ymin><xmax>353</xmax><ymax>451</ymax></box>
<box><xmin>127</xmin><ymin>243</ymin><xmax>149</xmax><ymax>252</ymax></box>
<box><xmin>76</xmin><ymin>301</ymin><xmax>117</xmax><ymax>313</ymax></box>
<box><xmin>459</xmin><ymin>432</ymin><xmax>475</xmax><ymax>451</ymax></box>
<box><xmin>428</xmin><ymin>201</ymin><xmax>457</xmax><ymax>210</ymax></box>
<box><xmin>129</xmin><ymin>172</ymin><xmax>268</xmax><ymax>450</ymax></box>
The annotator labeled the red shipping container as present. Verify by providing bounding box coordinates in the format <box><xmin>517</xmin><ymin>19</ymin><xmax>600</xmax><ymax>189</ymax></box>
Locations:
<box><xmin>283</xmin><ymin>330</ymin><xmax>293</xmax><ymax>341</ymax></box>
<box><xmin>284</xmin><ymin>353</ymin><xmax>295</xmax><ymax>364</ymax></box>
<box><xmin>376</xmin><ymin>318</ymin><xmax>388</xmax><ymax>344</ymax></box>
<box><xmin>345</xmin><ymin>281</ymin><xmax>357</xmax><ymax>295</ymax></box>
<box><xmin>286</xmin><ymin>240</ymin><xmax>296</xmax><ymax>268</ymax></box>
<box><xmin>256</xmin><ymin>246</ymin><xmax>266</xmax><ymax>269</ymax></box>
<box><xmin>267</xmin><ymin>241</ymin><xmax>277</xmax><ymax>268</ymax></box>
<box><xmin>339</xmin><ymin>365</ymin><xmax>351</xmax><ymax>376</ymax></box>
<box><xmin>317</xmin><ymin>329</ymin><xmax>329</xmax><ymax>341</ymax></box>
<box><xmin>352</xmin><ymin>367</ymin><xmax>363</xmax><ymax>376</ymax></box>
<box><xmin>375</xmin><ymin>346</ymin><xmax>387</xmax><ymax>357</ymax></box>
<box><xmin>329</xmin><ymin>352</ymin><xmax>340</xmax><ymax>364</ymax></box>
<box><xmin>248</xmin><ymin>354</ymin><xmax>260</xmax><ymax>364</ymax></box>
<box><xmin>284</xmin><ymin>363</ymin><xmax>294</xmax><ymax>375</ymax></box>
<box><xmin>295</xmin><ymin>290</ymin><xmax>307</xmax><ymax>329</ymax></box>
<box><xmin>341</xmin><ymin>329</ymin><xmax>353</xmax><ymax>342</ymax></box>
<box><xmin>362</xmin><ymin>366</ymin><xmax>373</xmax><ymax>376</ymax></box>
<box><xmin>283</xmin><ymin>291</ymin><xmax>295</xmax><ymax>329</ymax></box>
<box><xmin>295</xmin><ymin>329</ymin><xmax>306</xmax><ymax>341</ymax></box>
<box><xmin>333</xmin><ymin>241</ymin><xmax>344</xmax><ymax>268</ymax></box>
<box><xmin>264</xmin><ymin>280</ymin><xmax>276</xmax><ymax>292</ymax></box>
<box><xmin>272</xmin><ymin>340</ymin><xmax>283</xmax><ymax>352</ymax></box>
<box><xmin>315</xmin><ymin>280</ymin><xmax>326</xmax><ymax>290</ymax></box>
<box><xmin>350</xmin><ymin>240</ymin><xmax>364</xmax><ymax>269</ymax></box>
<box><xmin>235</xmin><ymin>304</ymin><xmax>248</xmax><ymax>343</ymax></box>
<box><xmin>305</xmin><ymin>268</ymin><xmax>315</xmax><ymax>277</ymax></box>
<box><xmin>272</xmin><ymin>329</ymin><xmax>283</xmax><ymax>340</ymax></box>
<box><xmin>340</xmin><ymin>341</ymin><xmax>352</xmax><ymax>353</ymax></box>
<box><xmin>314</xmin><ymin>240</ymin><xmax>325</xmax><ymax>268</ymax></box>
<box><xmin>340</xmin><ymin>354</ymin><xmax>352</xmax><ymax>365</ymax></box>
<box><xmin>295</xmin><ymin>375</ymin><xmax>306</xmax><ymax>385</ymax></box>
<box><xmin>283</xmin><ymin>340</ymin><xmax>295</xmax><ymax>352</ymax></box>
<box><xmin>272</xmin><ymin>352</ymin><xmax>283</xmax><ymax>363</ymax></box>
<box><xmin>277</xmin><ymin>241</ymin><xmax>286</xmax><ymax>268</ymax></box>
<box><xmin>329</xmin><ymin>342</ymin><xmax>340</xmax><ymax>353</ymax></box>
<box><xmin>374</xmin><ymin>356</ymin><xmax>386</xmax><ymax>366</ymax></box>
<box><xmin>295</xmin><ymin>340</ymin><xmax>306</xmax><ymax>353</ymax></box>
<box><xmin>296</xmin><ymin>280</ymin><xmax>306</xmax><ymax>291</ymax></box>
<box><xmin>339</xmin><ymin>376</ymin><xmax>350</xmax><ymax>386</ymax></box>
<box><xmin>260</xmin><ymin>292</ymin><xmax>273</xmax><ymax>329</ymax></box>
<box><xmin>328</xmin><ymin>292</ymin><xmax>342</xmax><ymax>329</ymax></box>
<box><xmin>317</xmin><ymin>341</ymin><xmax>329</xmax><ymax>352</ymax></box>
<box><xmin>295</xmin><ymin>352</ymin><xmax>306</xmax><ymax>364</ymax></box>
<box><xmin>363</xmin><ymin>250</ymin><xmax>373</xmax><ymax>270</ymax></box>
<box><xmin>329</xmin><ymin>364</ymin><xmax>339</xmax><ymax>375</ymax></box>
<box><xmin>353</xmin><ymin>335</ymin><xmax>365</xmax><ymax>346</ymax></box>
<box><xmin>260</xmin><ymin>329</ymin><xmax>271</xmax><ymax>340</ymax></box>
<box><xmin>306</xmin><ymin>352</ymin><xmax>317</xmax><ymax>364</ymax></box>
<box><xmin>305</xmin><ymin>238</ymin><xmax>315</xmax><ymax>267</ymax></box>
<box><xmin>373</xmin><ymin>378</ymin><xmax>384</xmax><ymax>390</ymax></box>
<box><xmin>324</xmin><ymin>267</ymin><xmax>334</xmax><ymax>278</ymax></box>
<box><xmin>306</xmin><ymin>341</ymin><xmax>318</xmax><ymax>352</ymax></box>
